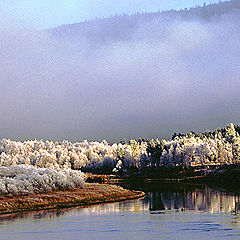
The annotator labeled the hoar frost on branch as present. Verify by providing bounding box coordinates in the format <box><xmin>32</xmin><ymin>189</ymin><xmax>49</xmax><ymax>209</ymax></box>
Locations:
<box><xmin>0</xmin><ymin>123</ymin><xmax>239</xmax><ymax>176</ymax></box>
<box><xmin>0</xmin><ymin>165</ymin><xmax>85</xmax><ymax>196</ymax></box>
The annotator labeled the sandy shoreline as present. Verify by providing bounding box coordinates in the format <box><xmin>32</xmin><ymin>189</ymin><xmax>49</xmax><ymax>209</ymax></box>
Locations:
<box><xmin>0</xmin><ymin>183</ymin><xmax>145</xmax><ymax>215</ymax></box>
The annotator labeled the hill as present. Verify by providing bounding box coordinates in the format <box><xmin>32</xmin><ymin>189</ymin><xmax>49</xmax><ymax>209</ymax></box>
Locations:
<box><xmin>50</xmin><ymin>0</ymin><xmax>240</xmax><ymax>45</ymax></box>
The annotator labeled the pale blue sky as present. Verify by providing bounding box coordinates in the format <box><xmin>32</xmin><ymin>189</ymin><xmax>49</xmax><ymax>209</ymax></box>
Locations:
<box><xmin>1</xmin><ymin>0</ymin><xmax>221</xmax><ymax>29</ymax></box>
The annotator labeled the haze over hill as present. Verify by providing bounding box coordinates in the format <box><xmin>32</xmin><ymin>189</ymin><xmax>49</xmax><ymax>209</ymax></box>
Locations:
<box><xmin>52</xmin><ymin>0</ymin><xmax>240</xmax><ymax>45</ymax></box>
<box><xmin>1</xmin><ymin>0</ymin><xmax>240</xmax><ymax>142</ymax></box>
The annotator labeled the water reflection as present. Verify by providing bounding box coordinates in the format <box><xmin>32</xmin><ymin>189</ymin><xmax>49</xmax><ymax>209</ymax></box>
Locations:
<box><xmin>148</xmin><ymin>185</ymin><xmax>240</xmax><ymax>214</ymax></box>
<box><xmin>0</xmin><ymin>183</ymin><xmax>240</xmax><ymax>223</ymax></box>
<box><xmin>0</xmin><ymin>199</ymin><xmax>150</xmax><ymax>223</ymax></box>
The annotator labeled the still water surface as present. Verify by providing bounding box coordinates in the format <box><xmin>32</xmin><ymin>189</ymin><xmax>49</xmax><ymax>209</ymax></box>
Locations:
<box><xmin>0</xmin><ymin>183</ymin><xmax>240</xmax><ymax>240</ymax></box>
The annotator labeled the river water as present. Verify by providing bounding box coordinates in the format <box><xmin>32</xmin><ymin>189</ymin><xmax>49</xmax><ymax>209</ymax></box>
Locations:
<box><xmin>0</xmin><ymin>182</ymin><xmax>240</xmax><ymax>240</ymax></box>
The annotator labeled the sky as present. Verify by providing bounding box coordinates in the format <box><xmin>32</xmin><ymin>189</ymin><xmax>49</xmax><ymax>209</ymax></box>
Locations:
<box><xmin>1</xmin><ymin>0</ymin><xmax>239</xmax><ymax>142</ymax></box>
<box><xmin>1</xmin><ymin>0</ymin><xmax>221</xmax><ymax>29</ymax></box>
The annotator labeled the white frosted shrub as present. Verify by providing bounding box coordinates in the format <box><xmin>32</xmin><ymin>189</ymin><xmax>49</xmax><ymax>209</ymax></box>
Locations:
<box><xmin>0</xmin><ymin>124</ymin><xmax>239</xmax><ymax>174</ymax></box>
<box><xmin>0</xmin><ymin>165</ymin><xmax>85</xmax><ymax>196</ymax></box>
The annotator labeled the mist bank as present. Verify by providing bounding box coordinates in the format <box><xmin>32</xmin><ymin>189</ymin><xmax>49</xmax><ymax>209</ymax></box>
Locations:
<box><xmin>1</xmin><ymin>1</ymin><xmax>240</xmax><ymax>141</ymax></box>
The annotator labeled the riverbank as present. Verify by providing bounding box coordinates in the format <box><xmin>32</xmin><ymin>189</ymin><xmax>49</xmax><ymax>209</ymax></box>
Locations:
<box><xmin>0</xmin><ymin>183</ymin><xmax>145</xmax><ymax>215</ymax></box>
<box><xmin>107</xmin><ymin>164</ymin><xmax>240</xmax><ymax>185</ymax></box>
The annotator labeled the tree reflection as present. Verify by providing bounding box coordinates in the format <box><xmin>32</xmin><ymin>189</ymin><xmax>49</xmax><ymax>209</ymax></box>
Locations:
<box><xmin>0</xmin><ymin>184</ymin><xmax>240</xmax><ymax>223</ymax></box>
<box><xmin>148</xmin><ymin>184</ymin><xmax>240</xmax><ymax>214</ymax></box>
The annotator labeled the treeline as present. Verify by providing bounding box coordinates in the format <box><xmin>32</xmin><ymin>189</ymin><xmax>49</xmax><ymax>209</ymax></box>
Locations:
<box><xmin>0</xmin><ymin>123</ymin><xmax>240</xmax><ymax>175</ymax></box>
<box><xmin>49</xmin><ymin>0</ymin><xmax>240</xmax><ymax>51</ymax></box>
<box><xmin>0</xmin><ymin>123</ymin><xmax>239</xmax><ymax>195</ymax></box>
<box><xmin>52</xmin><ymin>0</ymin><xmax>240</xmax><ymax>38</ymax></box>
<box><xmin>147</xmin><ymin>123</ymin><xmax>240</xmax><ymax>169</ymax></box>
<box><xmin>178</xmin><ymin>0</ymin><xmax>240</xmax><ymax>20</ymax></box>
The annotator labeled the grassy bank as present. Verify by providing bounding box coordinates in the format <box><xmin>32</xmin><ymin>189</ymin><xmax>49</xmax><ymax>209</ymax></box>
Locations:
<box><xmin>0</xmin><ymin>183</ymin><xmax>145</xmax><ymax>215</ymax></box>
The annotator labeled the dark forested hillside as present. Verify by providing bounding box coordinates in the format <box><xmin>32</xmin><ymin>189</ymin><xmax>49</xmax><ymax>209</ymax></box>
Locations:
<box><xmin>50</xmin><ymin>0</ymin><xmax>240</xmax><ymax>44</ymax></box>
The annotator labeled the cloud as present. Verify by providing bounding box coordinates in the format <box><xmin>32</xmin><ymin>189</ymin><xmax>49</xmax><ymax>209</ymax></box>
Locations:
<box><xmin>0</xmin><ymin>11</ymin><xmax>240</xmax><ymax>142</ymax></box>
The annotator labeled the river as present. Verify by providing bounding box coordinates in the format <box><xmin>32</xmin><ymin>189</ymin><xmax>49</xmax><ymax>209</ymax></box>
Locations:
<box><xmin>0</xmin><ymin>182</ymin><xmax>240</xmax><ymax>240</ymax></box>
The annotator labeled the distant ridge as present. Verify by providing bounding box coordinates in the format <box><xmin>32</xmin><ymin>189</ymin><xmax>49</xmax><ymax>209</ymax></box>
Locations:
<box><xmin>51</xmin><ymin>0</ymin><xmax>239</xmax><ymax>29</ymax></box>
<box><xmin>49</xmin><ymin>0</ymin><xmax>240</xmax><ymax>45</ymax></box>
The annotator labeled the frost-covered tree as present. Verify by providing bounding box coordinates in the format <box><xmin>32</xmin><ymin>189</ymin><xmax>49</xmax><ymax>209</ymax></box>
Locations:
<box><xmin>0</xmin><ymin>123</ymin><xmax>239</xmax><ymax>177</ymax></box>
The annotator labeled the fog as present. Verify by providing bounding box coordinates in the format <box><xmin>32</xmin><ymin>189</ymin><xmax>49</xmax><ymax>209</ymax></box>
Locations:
<box><xmin>1</xmin><ymin>10</ymin><xmax>240</xmax><ymax>142</ymax></box>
